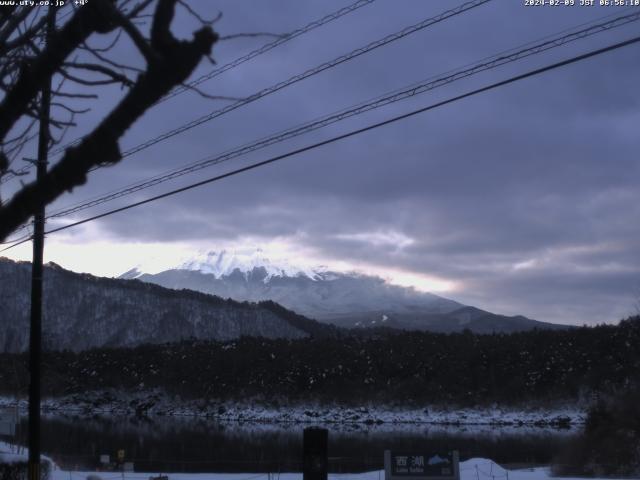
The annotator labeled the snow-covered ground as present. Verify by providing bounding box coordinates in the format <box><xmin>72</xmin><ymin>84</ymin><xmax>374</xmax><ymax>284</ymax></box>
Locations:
<box><xmin>43</xmin><ymin>465</ymin><xmax>585</xmax><ymax>480</ymax></box>
<box><xmin>0</xmin><ymin>393</ymin><xmax>585</xmax><ymax>428</ymax></box>
<box><xmin>0</xmin><ymin>441</ymin><xmax>622</xmax><ymax>480</ymax></box>
<box><xmin>0</xmin><ymin>440</ymin><xmax>56</xmax><ymax>471</ymax></box>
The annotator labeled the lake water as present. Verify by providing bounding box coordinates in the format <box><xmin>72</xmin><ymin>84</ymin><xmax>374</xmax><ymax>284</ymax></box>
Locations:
<box><xmin>10</xmin><ymin>416</ymin><xmax>578</xmax><ymax>473</ymax></box>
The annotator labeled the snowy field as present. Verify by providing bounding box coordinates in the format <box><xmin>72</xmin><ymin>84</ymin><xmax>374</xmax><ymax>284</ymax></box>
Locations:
<box><xmin>43</xmin><ymin>464</ymin><xmax>593</xmax><ymax>480</ymax></box>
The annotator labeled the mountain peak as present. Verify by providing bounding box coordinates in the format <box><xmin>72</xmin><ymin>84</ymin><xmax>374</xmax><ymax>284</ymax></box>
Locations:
<box><xmin>175</xmin><ymin>248</ymin><xmax>323</xmax><ymax>282</ymax></box>
<box><xmin>113</xmin><ymin>248</ymin><xmax>566</xmax><ymax>333</ymax></box>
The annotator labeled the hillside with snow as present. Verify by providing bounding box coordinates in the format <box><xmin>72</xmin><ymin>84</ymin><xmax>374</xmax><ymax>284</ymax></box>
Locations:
<box><xmin>0</xmin><ymin>257</ymin><xmax>335</xmax><ymax>352</ymax></box>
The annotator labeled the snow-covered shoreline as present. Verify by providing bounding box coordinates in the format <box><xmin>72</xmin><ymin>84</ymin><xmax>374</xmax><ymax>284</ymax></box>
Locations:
<box><xmin>0</xmin><ymin>392</ymin><xmax>585</xmax><ymax>428</ymax></box>
<box><xmin>1</xmin><ymin>440</ymin><xmax>623</xmax><ymax>480</ymax></box>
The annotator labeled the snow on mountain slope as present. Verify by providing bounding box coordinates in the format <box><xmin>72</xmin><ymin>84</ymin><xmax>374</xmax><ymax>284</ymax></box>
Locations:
<box><xmin>123</xmin><ymin>248</ymin><xmax>569</xmax><ymax>333</ymax></box>
<box><xmin>121</xmin><ymin>248</ymin><xmax>326</xmax><ymax>282</ymax></box>
<box><xmin>121</xmin><ymin>248</ymin><xmax>465</xmax><ymax>322</ymax></box>
<box><xmin>178</xmin><ymin>249</ymin><xmax>323</xmax><ymax>281</ymax></box>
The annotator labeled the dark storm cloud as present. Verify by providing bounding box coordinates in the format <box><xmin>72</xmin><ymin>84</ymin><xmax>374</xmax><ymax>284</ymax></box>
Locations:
<box><xmin>43</xmin><ymin>1</ymin><xmax>640</xmax><ymax>325</ymax></box>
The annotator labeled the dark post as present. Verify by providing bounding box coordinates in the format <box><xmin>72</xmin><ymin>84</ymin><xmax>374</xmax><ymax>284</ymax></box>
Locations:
<box><xmin>28</xmin><ymin>6</ymin><xmax>55</xmax><ymax>480</ymax></box>
<box><xmin>303</xmin><ymin>427</ymin><xmax>328</xmax><ymax>480</ymax></box>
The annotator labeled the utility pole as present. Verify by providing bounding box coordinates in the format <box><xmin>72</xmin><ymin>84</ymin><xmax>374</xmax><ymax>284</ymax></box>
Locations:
<box><xmin>29</xmin><ymin>6</ymin><xmax>55</xmax><ymax>480</ymax></box>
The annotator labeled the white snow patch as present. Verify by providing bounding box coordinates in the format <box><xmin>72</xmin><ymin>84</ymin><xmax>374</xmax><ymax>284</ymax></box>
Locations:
<box><xmin>41</xmin><ymin>458</ymin><xmax>627</xmax><ymax>480</ymax></box>
<box><xmin>176</xmin><ymin>248</ymin><xmax>326</xmax><ymax>282</ymax></box>
<box><xmin>1</xmin><ymin>440</ymin><xmax>56</xmax><ymax>470</ymax></box>
<box><xmin>0</xmin><ymin>394</ymin><xmax>585</xmax><ymax>429</ymax></box>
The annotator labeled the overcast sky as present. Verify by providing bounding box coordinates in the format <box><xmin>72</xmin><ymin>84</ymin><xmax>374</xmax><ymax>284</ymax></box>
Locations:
<box><xmin>3</xmin><ymin>0</ymin><xmax>640</xmax><ymax>326</ymax></box>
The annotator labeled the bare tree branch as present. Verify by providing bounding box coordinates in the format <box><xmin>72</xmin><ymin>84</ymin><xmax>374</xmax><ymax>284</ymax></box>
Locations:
<box><xmin>51</xmin><ymin>102</ymin><xmax>91</xmax><ymax>115</ymax></box>
<box><xmin>0</xmin><ymin>0</ymin><xmax>218</xmax><ymax>241</ymax></box>
<box><xmin>0</xmin><ymin>14</ymin><xmax>48</xmax><ymax>55</ymax></box>
<box><xmin>4</xmin><ymin>166</ymin><xmax>31</xmax><ymax>179</ymax></box>
<box><xmin>81</xmin><ymin>28</ymin><xmax>122</xmax><ymax>53</ymax></box>
<box><xmin>126</xmin><ymin>0</ymin><xmax>156</xmax><ymax>19</ymax></box>
<box><xmin>53</xmin><ymin>91</ymin><xmax>99</xmax><ymax>99</ymax></box>
<box><xmin>107</xmin><ymin>7</ymin><xmax>158</xmax><ymax>63</ymax></box>
<box><xmin>0</xmin><ymin>7</ymin><xmax>32</xmax><ymax>48</ymax></box>
<box><xmin>0</xmin><ymin>0</ymin><xmax>121</xmax><ymax>144</ymax></box>
<box><xmin>150</xmin><ymin>0</ymin><xmax>176</xmax><ymax>50</ymax></box>
<box><xmin>80</xmin><ymin>41</ymin><xmax>145</xmax><ymax>73</ymax></box>
<box><xmin>58</xmin><ymin>68</ymin><xmax>127</xmax><ymax>87</ymax></box>
<box><xmin>177</xmin><ymin>0</ymin><xmax>221</xmax><ymax>26</ymax></box>
<box><xmin>63</xmin><ymin>61</ymin><xmax>135</xmax><ymax>87</ymax></box>
<box><xmin>177</xmin><ymin>82</ymin><xmax>242</xmax><ymax>102</ymax></box>
<box><xmin>0</xmin><ymin>6</ymin><xmax>18</xmax><ymax>29</ymax></box>
<box><xmin>3</xmin><ymin>117</ymin><xmax>37</xmax><ymax>148</ymax></box>
<box><xmin>49</xmin><ymin>117</ymin><xmax>76</xmax><ymax>129</ymax></box>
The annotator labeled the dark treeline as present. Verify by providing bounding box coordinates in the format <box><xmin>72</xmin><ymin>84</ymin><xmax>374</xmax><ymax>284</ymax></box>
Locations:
<box><xmin>555</xmin><ymin>389</ymin><xmax>640</xmax><ymax>476</ymax></box>
<box><xmin>1</xmin><ymin>316</ymin><xmax>639</xmax><ymax>406</ymax></box>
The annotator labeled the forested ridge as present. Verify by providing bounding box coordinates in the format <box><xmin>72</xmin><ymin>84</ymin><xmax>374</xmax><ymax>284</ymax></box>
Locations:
<box><xmin>0</xmin><ymin>258</ymin><xmax>337</xmax><ymax>352</ymax></box>
<box><xmin>1</xmin><ymin>316</ymin><xmax>638</xmax><ymax>406</ymax></box>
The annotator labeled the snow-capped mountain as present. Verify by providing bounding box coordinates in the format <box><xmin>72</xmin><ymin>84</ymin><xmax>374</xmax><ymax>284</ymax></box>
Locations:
<box><xmin>123</xmin><ymin>248</ymin><xmax>324</xmax><ymax>282</ymax></box>
<box><xmin>180</xmin><ymin>249</ymin><xmax>323</xmax><ymax>280</ymax></box>
<box><xmin>120</xmin><ymin>248</ymin><xmax>463</xmax><ymax>320</ymax></box>
<box><xmin>121</xmin><ymin>249</ymin><xmax>567</xmax><ymax>333</ymax></box>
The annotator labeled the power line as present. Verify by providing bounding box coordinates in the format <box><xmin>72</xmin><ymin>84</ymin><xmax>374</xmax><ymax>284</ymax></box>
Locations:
<box><xmin>4</xmin><ymin>33</ymin><xmax>638</xmax><ymax>252</ymax></box>
<box><xmin>115</xmin><ymin>0</ymin><xmax>491</xmax><ymax>160</ymax></box>
<box><xmin>25</xmin><ymin>0</ymin><xmax>497</xmax><ymax>223</ymax></box>
<box><xmin>4</xmin><ymin>6</ymin><xmax>637</xmax><ymax>242</ymax></box>
<box><xmin>1</xmin><ymin>0</ymin><xmax>378</xmax><ymax>184</ymax></box>
<box><xmin>47</xmin><ymin>0</ymin><xmax>378</xmax><ymax>157</ymax></box>
<box><xmin>35</xmin><ymin>0</ymin><xmax>490</xmax><ymax>178</ymax></box>
<box><xmin>1</xmin><ymin>0</ymin><xmax>490</xmax><ymax>195</ymax></box>
<box><xmin>160</xmin><ymin>0</ymin><xmax>377</xmax><ymax>103</ymax></box>
<box><xmin>39</xmin><ymin>10</ymin><xmax>640</xmax><ymax>223</ymax></box>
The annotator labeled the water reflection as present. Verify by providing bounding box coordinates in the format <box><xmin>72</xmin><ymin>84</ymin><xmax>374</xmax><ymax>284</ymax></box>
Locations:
<box><xmin>12</xmin><ymin>415</ymin><xmax>577</xmax><ymax>473</ymax></box>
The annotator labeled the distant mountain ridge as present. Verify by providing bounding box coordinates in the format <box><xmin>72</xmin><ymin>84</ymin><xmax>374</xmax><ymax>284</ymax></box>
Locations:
<box><xmin>123</xmin><ymin>248</ymin><xmax>569</xmax><ymax>334</ymax></box>
<box><xmin>328</xmin><ymin>306</ymin><xmax>568</xmax><ymax>334</ymax></box>
<box><xmin>123</xmin><ymin>248</ymin><xmax>323</xmax><ymax>282</ymax></box>
<box><xmin>0</xmin><ymin>257</ymin><xmax>334</xmax><ymax>352</ymax></box>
